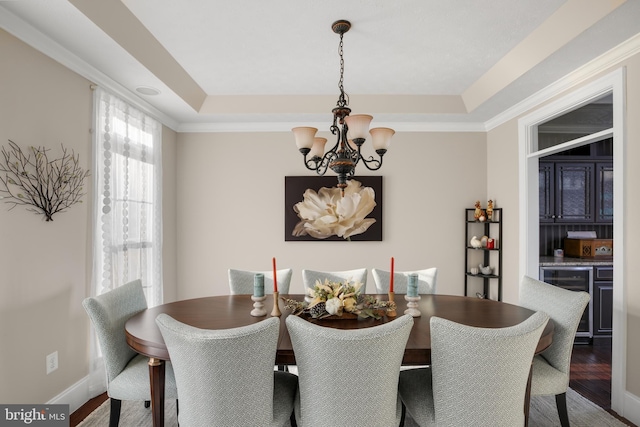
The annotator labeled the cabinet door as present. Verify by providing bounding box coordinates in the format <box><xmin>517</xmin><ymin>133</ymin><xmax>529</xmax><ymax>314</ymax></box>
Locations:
<box><xmin>596</xmin><ymin>162</ymin><xmax>613</xmax><ymax>223</ymax></box>
<box><xmin>555</xmin><ymin>162</ymin><xmax>595</xmax><ymax>223</ymax></box>
<box><xmin>539</xmin><ymin>162</ymin><xmax>554</xmax><ymax>222</ymax></box>
<box><xmin>594</xmin><ymin>282</ymin><xmax>613</xmax><ymax>334</ymax></box>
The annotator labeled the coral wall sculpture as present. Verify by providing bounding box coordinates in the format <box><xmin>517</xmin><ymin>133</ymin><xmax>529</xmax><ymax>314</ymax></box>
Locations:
<box><xmin>0</xmin><ymin>140</ymin><xmax>90</xmax><ymax>221</ymax></box>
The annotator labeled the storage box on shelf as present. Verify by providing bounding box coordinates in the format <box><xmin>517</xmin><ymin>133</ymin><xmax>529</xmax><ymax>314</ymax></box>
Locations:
<box><xmin>564</xmin><ymin>238</ymin><xmax>613</xmax><ymax>258</ymax></box>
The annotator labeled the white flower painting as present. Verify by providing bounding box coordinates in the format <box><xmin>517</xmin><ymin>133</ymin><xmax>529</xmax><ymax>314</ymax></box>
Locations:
<box><xmin>285</xmin><ymin>176</ymin><xmax>382</xmax><ymax>241</ymax></box>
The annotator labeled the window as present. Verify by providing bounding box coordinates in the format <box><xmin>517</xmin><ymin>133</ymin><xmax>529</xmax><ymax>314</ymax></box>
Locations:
<box><xmin>91</xmin><ymin>88</ymin><xmax>163</xmax><ymax>306</ymax></box>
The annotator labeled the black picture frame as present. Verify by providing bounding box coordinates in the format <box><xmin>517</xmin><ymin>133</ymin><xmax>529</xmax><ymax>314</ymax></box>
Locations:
<box><xmin>284</xmin><ymin>176</ymin><xmax>383</xmax><ymax>241</ymax></box>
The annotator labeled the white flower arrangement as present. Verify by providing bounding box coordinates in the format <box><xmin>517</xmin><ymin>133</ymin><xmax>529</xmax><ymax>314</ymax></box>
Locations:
<box><xmin>282</xmin><ymin>279</ymin><xmax>396</xmax><ymax>320</ymax></box>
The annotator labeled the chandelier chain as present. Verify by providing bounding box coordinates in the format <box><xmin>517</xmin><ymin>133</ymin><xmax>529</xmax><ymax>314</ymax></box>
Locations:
<box><xmin>337</xmin><ymin>32</ymin><xmax>348</xmax><ymax>108</ymax></box>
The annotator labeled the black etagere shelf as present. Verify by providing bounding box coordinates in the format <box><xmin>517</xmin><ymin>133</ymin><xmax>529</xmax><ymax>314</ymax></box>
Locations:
<box><xmin>464</xmin><ymin>207</ymin><xmax>503</xmax><ymax>301</ymax></box>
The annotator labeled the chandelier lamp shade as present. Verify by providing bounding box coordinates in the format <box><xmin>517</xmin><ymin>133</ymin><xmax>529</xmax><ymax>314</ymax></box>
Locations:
<box><xmin>292</xmin><ymin>20</ymin><xmax>394</xmax><ymax>194</ymax></box>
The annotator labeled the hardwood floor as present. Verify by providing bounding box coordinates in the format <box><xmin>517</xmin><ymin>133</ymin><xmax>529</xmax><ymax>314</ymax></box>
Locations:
<box><xmin>570</xmin><ymin>341</ymin><xmax>637</xmax><ymax>426</ymax></box>
<box><xmin>71</xmin><ymin>343</ymin><xmax>634</xmax><ymax>427</ymax></box>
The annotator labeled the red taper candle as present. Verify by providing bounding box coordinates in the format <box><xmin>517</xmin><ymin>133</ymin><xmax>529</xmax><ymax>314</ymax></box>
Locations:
<box><xmin>272</xmin><ymin>257</ymin><xmax>278</xmax><ymax>293</ymax></box>
<box><xmin>390</xmin><ymin>257</ymin><xmax>395</xmax><ymax>293</ymax></box>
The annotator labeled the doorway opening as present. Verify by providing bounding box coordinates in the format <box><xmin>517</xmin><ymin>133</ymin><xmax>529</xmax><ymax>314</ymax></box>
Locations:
<box><xmin>518</xmin><ymin>68</ymin><xmax>625</xmax><ymax>414</ymax></box>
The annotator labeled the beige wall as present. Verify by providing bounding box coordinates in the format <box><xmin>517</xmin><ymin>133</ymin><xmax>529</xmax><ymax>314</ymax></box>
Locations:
<box><xmin>0</xmin><ymin>29</ymin><xmax>92</xmax><ymax>403</ymax></box>
<box><xmin>623</xmin><ymin>51</ymin><xmax>640</xmax><ymax>397</ymax></box>
<box><xmin>176</xmin><ymin>131</ymin><xmax>487</xmax><ymax>299</ymax></box>
<box><xmin>0</xmin><ymin>29</ymin><xmax>178</xmax><ymax>406</ymax></box>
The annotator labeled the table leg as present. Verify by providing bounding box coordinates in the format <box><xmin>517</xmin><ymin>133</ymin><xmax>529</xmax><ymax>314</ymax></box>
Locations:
<box><xmin>148</xmin><ymin>357</ymin><xmax>165</xmax><ymax>427</ymax></box>
<box><xmin>524</xmin><ymin>364</ymin><xmax>533</xmax><ymax>427</ymax></box>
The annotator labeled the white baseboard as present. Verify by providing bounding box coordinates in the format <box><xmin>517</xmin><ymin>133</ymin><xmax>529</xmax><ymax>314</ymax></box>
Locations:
<box><xmin>47</xmin><ymin>375</ymin><xmax>92</xmax><ymax>414</ymax></box>
<box><xmin>622</xmin><ymin>390</ymin><xmax>640</xmax><ymax>425</ymax></box>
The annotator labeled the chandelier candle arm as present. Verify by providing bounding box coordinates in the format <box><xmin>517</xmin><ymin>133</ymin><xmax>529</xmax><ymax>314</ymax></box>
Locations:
<box><xmin>292</xmin><ymin>19</ymin><xmax>394</xmax><ymax>194</ymax></box>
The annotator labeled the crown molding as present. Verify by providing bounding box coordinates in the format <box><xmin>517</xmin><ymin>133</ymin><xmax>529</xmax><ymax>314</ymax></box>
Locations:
<box><xmin>176</xmin><ymin>121</ymin><xmax>487</xmax><ymax>133</ymax></box>
<box><xmin>485</xmin><ymin>32</ymin><xmax>640</xmax><ymax>131</ymax></box>
<box><xmin>0</xmin><ymin>6</ymin><xmax>179</xmax><ymax>131</ymax></box>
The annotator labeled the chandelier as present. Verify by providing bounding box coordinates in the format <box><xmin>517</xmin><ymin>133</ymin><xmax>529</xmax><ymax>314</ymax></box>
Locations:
<box><xmin>292</xmin><ymin>20</ymin><xmax>394</xmax><ymax>194</ymax></box>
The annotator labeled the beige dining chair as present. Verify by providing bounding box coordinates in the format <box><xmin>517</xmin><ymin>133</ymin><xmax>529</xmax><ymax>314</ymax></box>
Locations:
<box><xmin>82</xmin><ymin>280</ymin><xmax>178</xmax><ymax>427</ymax></box>
<box><xmin>372</xmin><ymin>268</ymin><xmax>437</xmax><ymax>294</ymax></box>
<box><xmin>398</xmin><ymin>311</ymin><xmax>549</xmax><ymax>427</ymax></box>
<box><xmin>156</xmin><ymin>315</ymin><xmax>298</xmax><ymax>427</ymax></box>
<box><xmin>301</xmin><ymin>268</ymin><xmax>368</xmax><ymax>293</ymax></box>
<box><xmin>228</xmin><ymin>268</ymin><xmax>293</xmax><ymax>294</ymax></box>
<box><xmin>519</xmin><ymin>275</ymin><xmax>591</xmax><ymax>427</ymax></box>
<box><xmin>286</xmin><ymin>313</ymin><xmax>413</xmax><ymax>427</ymax></box>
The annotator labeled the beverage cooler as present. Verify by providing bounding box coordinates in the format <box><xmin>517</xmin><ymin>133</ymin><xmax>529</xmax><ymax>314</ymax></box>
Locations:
<box><xmin>539</xmin><ymin>266</ymin><xmax>593</xmax><ymax>339</ymax></box>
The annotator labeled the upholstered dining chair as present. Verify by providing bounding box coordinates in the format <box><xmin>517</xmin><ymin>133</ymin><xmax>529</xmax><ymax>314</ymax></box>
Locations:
<box><xmin>301</xmin><ymin>268</ymin><xmax>368</xmax><ymax>293</ymax></box>
<box><xmin>228</xmin><ymin>268</ymin><xmax>293</xmax><ymax>294</ymax></box>
<box><xmin>372</xmin><ymin>268</ymin><xmax>438</xmax><ymax>294</ymax></box>
<box><xmin>82</xmin><ymin>280</ymin><xmax>178</xmax><ymax>427</ymax></box>
<box><xmin>286</xmin><ymin>313</ymin><xmax>413</xmax><ymax>427</ymax></box>
<box><xmin>519</xmin><ymin>275</ymin><xmax>591</xmax><ymax>427</ymax></box>
<box><xmin>156</xmin><ymin>315</ymin><xmax>298</xmax><ymax>427</ymax></box>
<box><xmin>398</xmin><ymin>311</ymin><xmax>549</xmax><ymax>427</ymax></box>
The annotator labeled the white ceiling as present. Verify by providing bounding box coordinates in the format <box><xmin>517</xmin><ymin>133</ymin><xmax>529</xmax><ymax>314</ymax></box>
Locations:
<box><xmin>1</xmin><ymin>0</ymin><xmax>639</xmax><ymax>131</ymax></box>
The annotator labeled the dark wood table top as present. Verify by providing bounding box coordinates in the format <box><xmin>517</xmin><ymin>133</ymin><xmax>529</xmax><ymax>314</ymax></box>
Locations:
<box><xmin>125</xmin><ymin>294</ymin><xmax>554</xmax><ymax>365</ymax></box>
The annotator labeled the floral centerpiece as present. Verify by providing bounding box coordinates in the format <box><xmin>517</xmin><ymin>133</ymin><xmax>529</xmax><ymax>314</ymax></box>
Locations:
<box><xmin>282</xmin><ymin>279</ymin><xmax>396</xmax><ymax>320</ymax></box>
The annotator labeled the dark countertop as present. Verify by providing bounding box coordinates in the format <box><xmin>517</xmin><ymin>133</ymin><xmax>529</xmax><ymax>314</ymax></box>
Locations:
<box><xmin>539</xmin><ymin>256</ymin><xmax>614</xmax><ymax>267</ymax></box>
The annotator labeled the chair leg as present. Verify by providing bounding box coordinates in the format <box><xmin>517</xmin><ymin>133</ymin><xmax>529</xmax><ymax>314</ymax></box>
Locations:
<box><xmin>144</xmin><ymin>400</ymin><xmax>150</xmax><ymax>408</ymax></box>
<box><xmin>290</xmin><ymin>411</ymin><xmax>298</xmax><ymax>427</ymax></box>
<box><xmin>109</xmin><ymin>398</ymin><xmax>122</xmax><ymax>427</ymax></box>
<box><xmin>399</xmin><ymin>402</ymin><xmax>406</xmax><ymax>427</ymax></box>
<box><xmin>555</xmin><ymin>392</ymin><xmax>570</xmax><ymax>427</ymax></box>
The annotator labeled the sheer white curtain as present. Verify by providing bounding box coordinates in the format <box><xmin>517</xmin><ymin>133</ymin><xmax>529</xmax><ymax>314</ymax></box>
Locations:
<box><xmin>88</xmin><ymin>87</ymin><xmax>163</xmax><ymax>396</ymax></box>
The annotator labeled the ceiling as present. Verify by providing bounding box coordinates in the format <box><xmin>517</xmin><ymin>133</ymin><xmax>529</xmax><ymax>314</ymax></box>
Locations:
<box><xmin>1</xmin><ymin>0</ymin><xmax>640</xmax><ymax>132</ymax></box>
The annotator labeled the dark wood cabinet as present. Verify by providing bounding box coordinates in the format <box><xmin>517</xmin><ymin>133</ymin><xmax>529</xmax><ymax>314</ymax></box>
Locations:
<box><xmin>596</xmin><ymin>162</ymin><xmax>614</xmax><ymax>223</ymax></box>
<box><xmin>539</xmin><ymin>160</ymin><xmax>612</xmax><ymax>224</ymax></box>
<box><xmin>593</xmin><ymin>266</ymin><xmax>613</xmax><ymax>340</ymax></box>
<box><xmin>464</xmin><ymin>208</ymin><xmax>502</xmax><ymax>301</ymax></box>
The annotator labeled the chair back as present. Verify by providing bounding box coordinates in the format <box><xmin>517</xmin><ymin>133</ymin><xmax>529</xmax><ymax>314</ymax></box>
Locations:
<box><xmin>286</xmin><ymin>314</ymin><xmax>413</xmax><ymax>427</ymax></box>
<box><xmin>156</xmin><ymin>315</ymin><xmax>283</xmax><ymax>427</ymax></box>
<box><xmin>228</xmin><ymin>268</ymin><xmax>293</xmax><ymax>294</ymax></box>
<box><xmin>519</xmin><ymin>275</ymin><xmax>590</xmax><ymax>375</ymax></box>
<box><xmin>82</xmin><ymin>280</ymin><xmax>147</xmax><ymax>383</ymax></box>
<box><xmin>372</xmin><ymin>268</ymin><xmax>437</xmax><ymax>294</ymax></box>
<box><xmin>301</xmin><ymin>268</ymin><xmax>367</xmax><ymax>293</ymax></box>
<box><xmin>431</xmin><ymin>311</ymin><xmax>549</xmax><ymax>427</ymax></box>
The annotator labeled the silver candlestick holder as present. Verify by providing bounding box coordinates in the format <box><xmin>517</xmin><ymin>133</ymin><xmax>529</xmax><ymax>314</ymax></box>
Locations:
<box><xmin>404</xmin><ymin>294</ymin><xmax>421</xmax><ymax>317</ymax></box>
<box><xmin>251</xmin><ymin>295</ymin><xmax>267</xmax><ymax>317</ymax></box>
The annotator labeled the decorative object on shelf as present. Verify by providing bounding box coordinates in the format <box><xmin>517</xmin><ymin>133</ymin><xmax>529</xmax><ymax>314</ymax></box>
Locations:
<box><xmin>291</xmin><ymin>20</ymin><xmax>393</xmax><ymax>195</ymax></box>
<box><xmin>470</xmin><ymin>267</ymin><xmax>479</xmax><ymax>275</ymax></box>
<box><xmin>486</xmin><ymin>199</ymin><xmax>494</xmax><ymax>221</ymax></box>
<box><xmin>282</xmin><ymin>279</ymin><xmax>395</xmax><ymax>320</ymax></box>
<box><xmin>285</xmin><ymin>176</ymin><xmax>382</xmax><ymax>241</ymax></box>
<box><xmin>479</xmin><ymin>264</ymin><xmax>493</xmax><ymax>275</ymax></box>
<box><xmin>0</xmin><ymin>140</ymin><xmax>90</xmax><ymax>221</ymax></box>
<box><xmin>470</xmin><ymin>235</ymin><xmax>482</xmax><ymax>248</ymax></box>
<box><xmin>487</xmin><ymin>238</ymin><xmax>495</xmax><ymax>249</ymax></box>
<box><xmin>476</xmin><ymin>292</ymin><xmax>486</xmax><ymax>299</ymax></box>
<box><xmin>474</xmin><ymin>200</ymin><xmax>483</xmax><ymax>219</ymax></box>
<box><xmin>480</xmin><ymin>235</ymin><xmax>489</xmax><ymax>247</ymax></box>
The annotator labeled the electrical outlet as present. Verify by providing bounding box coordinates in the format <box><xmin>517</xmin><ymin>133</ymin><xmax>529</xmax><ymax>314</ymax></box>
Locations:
<box><xmin>46</xmin><ymin>351</ymin><xmax>58</xmax><ymax>374</ymax></box>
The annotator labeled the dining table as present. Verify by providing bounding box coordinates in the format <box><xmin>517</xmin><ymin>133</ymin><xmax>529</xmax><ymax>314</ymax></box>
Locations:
<box><xmin>125</xmin><ymin>293</ymin><xmax>554</xmax><ymax>427</ymax></box>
